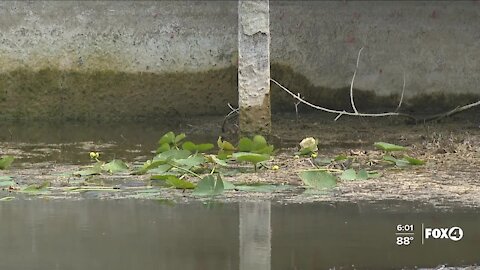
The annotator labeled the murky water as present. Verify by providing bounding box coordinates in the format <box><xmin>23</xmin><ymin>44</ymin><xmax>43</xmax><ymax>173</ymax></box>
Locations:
<box><xmin>0</xmin><ymin>200</ymin><xmax>478</xmax><ymax>270</ymax></box>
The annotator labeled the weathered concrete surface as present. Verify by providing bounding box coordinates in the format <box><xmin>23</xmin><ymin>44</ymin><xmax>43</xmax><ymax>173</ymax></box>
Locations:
<box><xmin>238</xmin><ymin>0</ymin><xmax>271</xmax><ymax>134</ymax></box>
<box><xmin>270</xmin><ymin>1</ymin><xmax>480</xmax><ymax>98</ymax></box>
<box><xmin>0</xmin><ymin>1</ymin><xmax>478</xmax><ymax>120</ymax></box>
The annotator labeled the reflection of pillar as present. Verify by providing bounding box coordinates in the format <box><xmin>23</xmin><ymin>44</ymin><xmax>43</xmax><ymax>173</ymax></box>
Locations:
<box><xmin>238</xmin><ymin>0</ymin><xmax>271</xmax><ymax>135</ymax></box>
<box><xmin>239</xmin><ymin>202</ymin><xmax>271</xmax><ymax>270</ymax></box>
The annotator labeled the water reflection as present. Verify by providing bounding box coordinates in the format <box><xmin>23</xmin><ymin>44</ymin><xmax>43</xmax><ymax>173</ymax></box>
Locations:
<box><xmin>0</xmin><ymin>200</ymin><xmax>478</xmax><ymax>270</ymax></box>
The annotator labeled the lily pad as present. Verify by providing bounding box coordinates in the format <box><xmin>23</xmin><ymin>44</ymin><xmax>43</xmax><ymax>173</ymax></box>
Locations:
<box><xmin>193</xmin><ymin>175</ymin><xmax>224</xmax><ymax>196</ymax></box>
<box><xmin>74</xmin><ymin>162</ymin><xmax>103</xmax><ymax>176</ymax></box>
<box><xmin>340</xmin><ymin>169</ymin><xmax>357</xmax><ymax>181</ymax></box>
<box><xmin>374</xmin><ymin>142</ymin><xmax>407</xmax><ymax>152</ymax></box>
<box><xmin>0</xmin><ymin>156</ymin><xmax>14</xmax><ymax>170</ymax></box>
<box><xmin>403</xmin><ymin>155</ymin><xmax>426</xmax><ymax>165</ymax></box>
<box><xmin>181</xmin><ymin>141</ymin><xmax>214</xmax><ymax>153</ymax></box>
<box><xmin>103</xmin><ymin>159</ymin><xmax>129</xmax><ymax>173</ymax></box>
<box><xmin>152</xmin><ymin>175</ymin><xmax>195</xmax><ymax>189</ymax></box>
<box><xmin>299</xmin><ymin>171</ymin><xmax>337</xmax><ymax>189</ymax></box>
<box><xmin>233</xmin><ymin>152</ymin><xmax>270</xmax><ymax>164</ymax></box>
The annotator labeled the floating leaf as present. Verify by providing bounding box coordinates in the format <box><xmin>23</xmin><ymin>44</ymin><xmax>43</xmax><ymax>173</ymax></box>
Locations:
<box><xmin>147</xmin><ymin>164</ymin><xmax>173</xmax><ymax>175</ymax></box>
<box><xmin>174</xmin><ymin>155</ymin><xmax>205</xmax><ymax>169</ymax></box>
<box><xmin>74</xmin><ymin>162</ymin><xmax>103</xmax><ymax>176</ymax></box>
<box><xmin>299</xmin><ymin>171</ymin><xmax>337</xmax><ymax>189</ymax></box>
<box><xmin>206</xmin><ymin>155</ymin><xmax>229</xmax><ymax>167</ymax></box>
<box><xmin>357</xmin><ymin>169</ymin><xmax>369</xmax><ymax>180</ymax></box>
<box><xmin>367</xmin><ymin>171</ymin><xmax>381</xmax><ymax>178</ymax></box>
<box><xmin>134</xmin><ymin>160</ymin><xmax>170</xmax><ymax>174</ymax></box>
<box><xmin>0</xmin><ymin>175</ymin><xmax>13</xmax><ymax>181</ymax></box>
<box><xmin>0</xmin><ymin>156</ymin><xmax>14</xmax><ymax>170</ymax></box>
<box><xmin>158</xmin><ymin>132</ymin><xmax>175</xmax><ymax>145</ymax></box>
<box><xmin>157</xmin><ymin>143</ymin><xmax>170</xmax><ymax>153</ymax></box>
<box><xmin>334</xmin><ymin>154</ymin><xmax>348</xmax><ymax>161</ymax></box>
<box><xmin>313</xmin><ymin>157</ymin><xmax>333</xmax><ymax>166</ymax></box>
<box><xmin>181</xmin><ymin>141</ymin><xmax>213</xmax><ymax>152</ymax></box>
<box><xmin>403</xmin><ymin>155</ymin><xmax>426</xmax><ymax>165</ymax></box>
<box><xmin>103</xmin><ymin>159</ymin><xmax>129</xmax><ymax>173</ymax></box>
<box><xmin>154</xmin><ymin>149</ymin><xmax>191</xmax><ymax>161</ymax></box>
<box><xmin>252</xmin><ymin>135</ymin><xmax>267</xmax><ymax>148</ymax></box>
<box><xmin>340</xmin><ymin>169</ymin><xmax>357</xmax><ymax>181</ymax></box>
<box><xmin>222</xmin><ymin>180</ymin><xmax>236</xmax><ymax>190</ymax></box>
<box><xmin>193</xmin><ymin>175</ymin><xmax>224</xmax><ymax>196</ymax></box>
<box><xmin>21</xmin><ymin>182</ymin><xmax>50</xmax><ymax>193</ymax></box>
<box><xmin>233</xmin><ymin>152</ymin><xmax>270</xmax><ymax>165</ymax></box>
<box><xmin>217</xmin><ymin>137</ymin><xmax>236</xmax><ymax>151</ymax></box>
<box><xmin>238</xmin><ymin>137</ymin><xmax>253</xmax><ymax>152</ymax></box>
<box><xmin>153</xmin><ymin>175</ymin><xmax>195</xmax><ymax>189</ymax></box>
<box><xmin>254</xmin><ymin>145</ymin><xmax>274</xmax><ymax>155</ymax></box>
<box><xmin>382</xmin><ymin>155</ymin><xmax>397</xmax><ymax>164</ymax></box>
<box><xmin>374</xmin><ymin>142</ymin><xmax>407</xmax><ymax>151</ymax></box>
<box><xmin>235</xmin><ymin>184</ymin><xmax>293</xmax><ymax>193</ymax></box>
<box><xmin>0</xmin><ymin>180</ymin><xmax>15</xmax><ymax>187</ymax></box>
<box><xmin>174</xmin><ymin>133</ymin><xmax>186</xmax><ymax>144</ymax></box>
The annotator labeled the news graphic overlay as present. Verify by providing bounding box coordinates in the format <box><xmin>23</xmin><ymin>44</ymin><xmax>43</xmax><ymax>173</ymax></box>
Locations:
<box><xmin>395</xmin><ymin>224</ymin><xmax>464</xmax><ymax>246</ymax></box>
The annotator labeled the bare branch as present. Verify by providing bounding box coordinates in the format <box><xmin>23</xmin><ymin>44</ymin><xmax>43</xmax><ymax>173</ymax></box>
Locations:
<box><xmin>350</xmin><ymin>47</ymin><xmax>364</xmax><ymax>114</ymax></box>
<box><xmin>395</xmin><ymin>71</ymin><xmax>406</xmax><ymax>112</ymax></box>
<box><xmin>271</xmin><ymin>78</ymin><xmax>415</xmax><ymax>119</ymax></box>
<box><xmin>419</xmin><ymin>100</ymin><xmax>480</xmax><ymax>122</ymax></box>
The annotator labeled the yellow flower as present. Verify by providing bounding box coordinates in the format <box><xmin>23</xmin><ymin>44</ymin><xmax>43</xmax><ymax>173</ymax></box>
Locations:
<box><xmin>89</xmin><ymin>152</ymin><xmax>100</xmax><ymax>159</ymax></box>
<box><xmin>272</xmin><ymin>165</ymin><xmax>280</xmax><ymax>170</ymax></box>
<box><xmin>311</xmin><ymin>153</ymin><xmax>318</xmax><ymax>158</ymax></box>
<box><xmin>300</xmin><ymin>137</ymin><xmax>318</xmax><ymax>152</ymax></box>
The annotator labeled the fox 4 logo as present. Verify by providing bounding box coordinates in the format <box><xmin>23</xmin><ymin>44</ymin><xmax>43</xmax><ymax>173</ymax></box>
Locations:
<box><xmin>424</xmin><ymin>227</ymin><xmax>463</xmax><ymax>241</ymax></box>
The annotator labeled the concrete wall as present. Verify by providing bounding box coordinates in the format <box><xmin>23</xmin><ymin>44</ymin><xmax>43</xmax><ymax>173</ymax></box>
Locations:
<box><xmin>0</xmin><ymin>1</ymin><xmax>478</xmax><ymax>120</ymax></box>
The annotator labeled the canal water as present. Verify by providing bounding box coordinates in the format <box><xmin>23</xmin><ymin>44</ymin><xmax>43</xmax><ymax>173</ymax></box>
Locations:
<box><xmin>0</xmin><ymin>200</ymin><xmax>478</xmax><ymax>270</ymax></box>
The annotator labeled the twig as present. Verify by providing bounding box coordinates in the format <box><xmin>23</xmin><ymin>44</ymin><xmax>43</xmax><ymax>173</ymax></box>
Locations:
<box><xmin>418</xmin><ymin>100</ymin><xmax>480</xmax><ymax>122</ymax></box>
<box><xmin>395</xmin><ymin>71</ymin><xmax>406</xmax><ymax>112</ymax></box>
<box><xmin>350</xmin><ymin>47</ymin><xmax>364</xmax><ymax>114</ymax></box>
<box><xmin>294</xmin><ymin>92</ymin><xmax>302</xmax><ymax>122</ymax></box>
<box><xmin>271</xmin><ymin>79</ymin><xmax>415</xmax><ymax>119</ymax></box>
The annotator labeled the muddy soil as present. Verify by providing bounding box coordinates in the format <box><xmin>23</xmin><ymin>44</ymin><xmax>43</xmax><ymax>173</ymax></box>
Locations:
<box><xmin>1</xmin><ymin>112</ymin><xmax>479</xmax><ymax>207</ymax></box>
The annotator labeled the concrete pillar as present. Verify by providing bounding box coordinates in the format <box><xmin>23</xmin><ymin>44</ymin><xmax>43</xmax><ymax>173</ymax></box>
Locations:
<box><xmin>239</xmin><ymin>202</ymin><xmax>271</xmax><ymax>270</ymax></box>
<box><xmin>238</xmin><ymin>0</ymin><xmax>271</xmax><ymax>135</ymax></box>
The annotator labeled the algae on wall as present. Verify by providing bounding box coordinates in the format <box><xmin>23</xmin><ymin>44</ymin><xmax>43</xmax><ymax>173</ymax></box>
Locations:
<box><xmin>0</xmin><ymin>67</ymin><xmax>238</xmax><ymax>121</ymax></box>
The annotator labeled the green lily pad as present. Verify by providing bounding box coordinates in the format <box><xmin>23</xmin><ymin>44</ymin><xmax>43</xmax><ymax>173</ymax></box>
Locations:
<box><xmin>154</xmin><ymin>149</ymin><xmax>191</xmax><ymax>161</ymax></box>
<box><xmin>217</xmin><ymin>137</ymin><xmax>236</xmax><ymax>151</ymax></box>
<box><xmin>0</xmin><ymin>156</ymin><xmax>14</xmax><ymax>170</ymax></box>
<box><xmin>158</xmin><ymin>131</ymin><xmax>175</xmax><ymax>145</ymax></box>
<box><xmin>193</xmin><ymin>175</ymin><xmax>224</xmax><ymax>196</ymax></box>
<box><xmin>340</xmin><ymin>169</ymin><xmax>357</xmax><ymax>181</ymax></box>
<box><xmin>74</xmin><ymin>162</ymin><xmax>103</xmax><ymax>176</ymax></box>
<box><xmin>357</xmin><ymin>169</ymin><xmax>369</xmax><ymax>180</ymax></box>
<box><xmin>174</xmin><ymin>155</ymin><xmax>205</xmax><ymax>169</ymax></box>
<box><xmin>233</xmin><ymin>152</ymin><xmax>270</xmax><ymax>164</ymax></box>
<box><xmin>181</xmin><ymin>141</ymin><xmax>214</xmax><ymax>153</ymax></box>
<box><xmin>222</xmin><ymin>180</ymin><xmax>236</xmax><ymax>190</ymax></box>
<box><xmin>403</xmin><ymin>155</ymin><xmax>426</xmax><ymax>165</ymax></box>
<box><xmin>299</xmin><ymin>171</ymin><xmax>337</xmax><ymax>189</ymax></box>
<box><xmin>0</xmin><ymin>180</ymin><xmax>15</xmax><ymax>187</ymax></box>
<box><xmin>21</xmin><ymin>182</ymin><xmax>50</xmax><ymax>193</ymax></box>
<box><xmin>374</xmin><ymin>142</ymin><xmax>407</xmax><ymax>152</ymax></box>
<box><xmin>103</xmin><ymin>159</ymin><xmax>129</xmax><ymax>173</ymax></box>
<box><xmin>152</xmin><ymin>175</ymin><xmax>195</xmax><ymax>189</ymax></box>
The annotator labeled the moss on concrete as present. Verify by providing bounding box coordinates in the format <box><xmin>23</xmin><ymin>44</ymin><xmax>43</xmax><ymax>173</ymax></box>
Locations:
<box><xmin>0</xmin><ymin>67</ymin><xmax>238</xmax><ymax>121</ymax></box>
<box><xmin>239</xmin><ymin>95</ymin><xmax>271</xmax><ymax>136</ymax></box>
<box><xmin>0</xmin><ymin>63</ymin><xmax>477</xmax><ymax>121</ymax></box>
